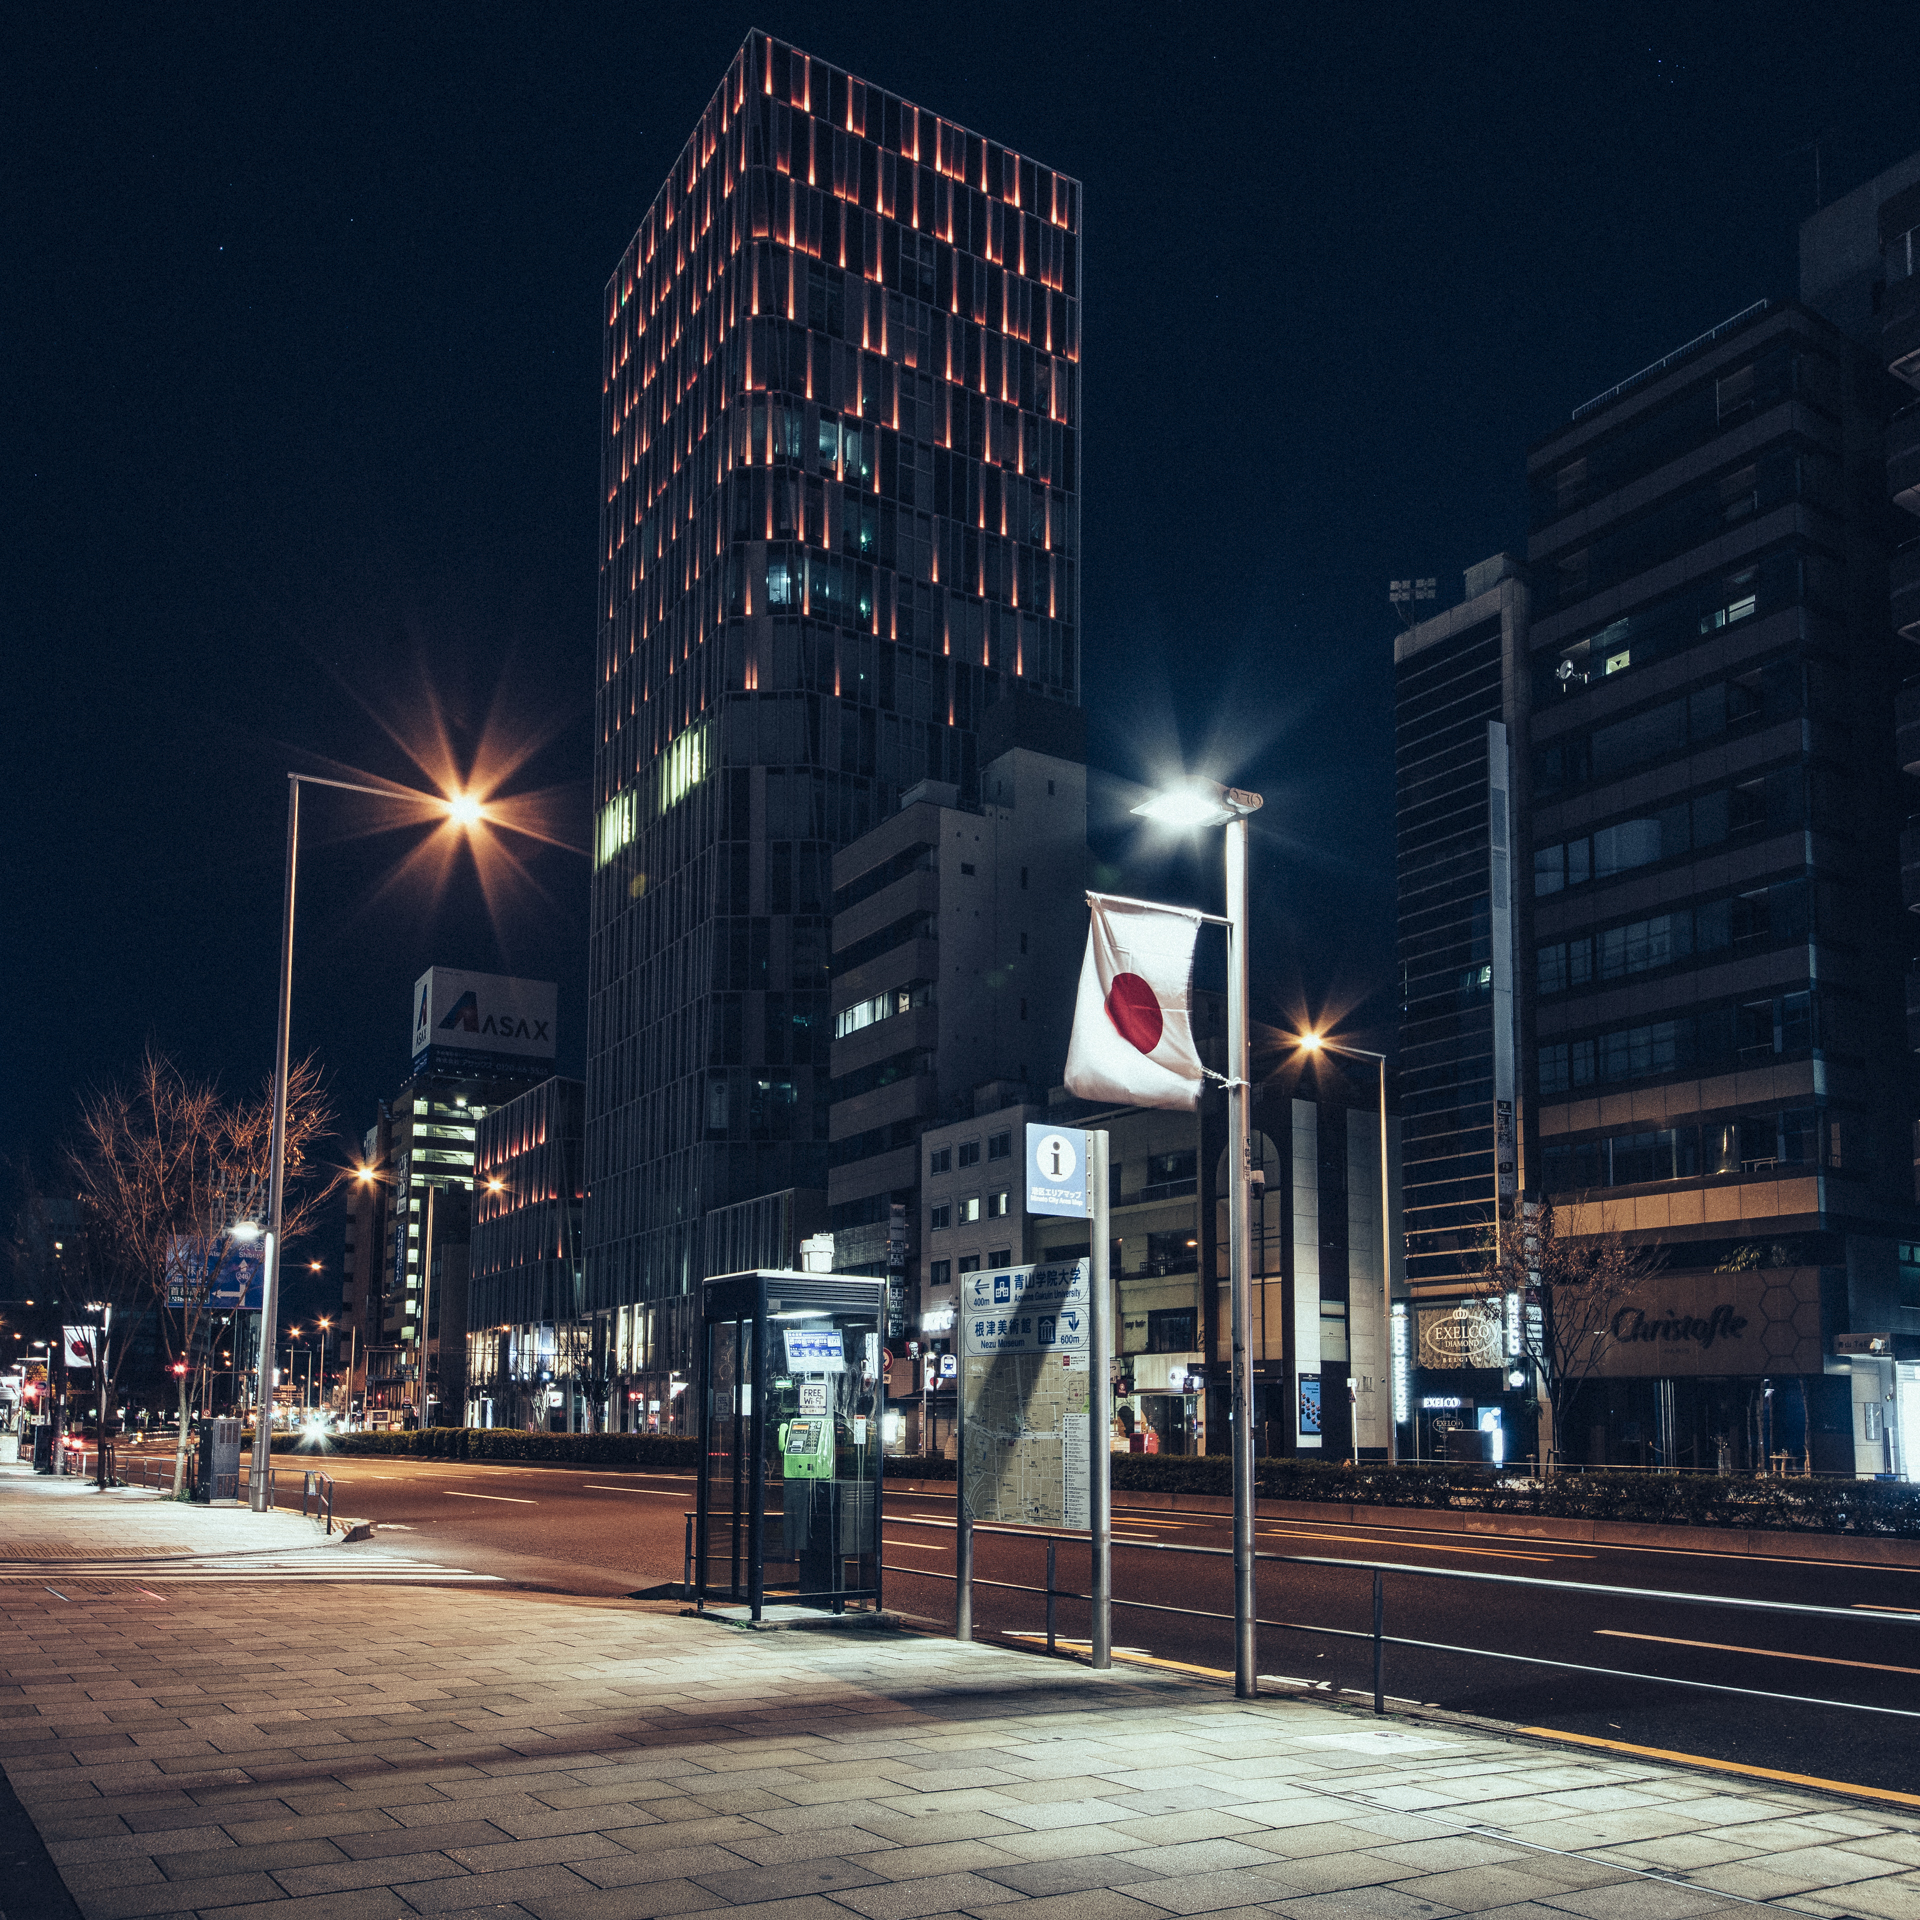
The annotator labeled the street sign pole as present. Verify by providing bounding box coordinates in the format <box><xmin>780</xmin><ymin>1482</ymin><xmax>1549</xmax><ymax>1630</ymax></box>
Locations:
<box><xmin>1021</xmin><ymin>1120</ymin><xmax>1110</xmax><ymax>1668</ymax></box>
<box><xmin>1088</xmin><ymin>1129</ymin><xmax>1111</xmax><ymax>1670</ymax></box>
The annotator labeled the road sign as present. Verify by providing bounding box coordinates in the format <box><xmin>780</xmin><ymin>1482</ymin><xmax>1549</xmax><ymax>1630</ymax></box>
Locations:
<box><xmin>962</xmin><ymin>1261</ymin><xmax>1090</xmax><ymax>1355</ymax></box>
<box><xmin>1026</xmin><ymin>1124</ymin><xmax>1090</xmax><ymax>1217</ymax></box>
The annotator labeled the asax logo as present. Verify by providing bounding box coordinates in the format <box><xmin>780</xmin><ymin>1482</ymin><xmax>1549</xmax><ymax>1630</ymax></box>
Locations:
<box><xmin>440</xmin><ymin>992</ymin><xmax>550</xmax><ymax>1043</ymax></box>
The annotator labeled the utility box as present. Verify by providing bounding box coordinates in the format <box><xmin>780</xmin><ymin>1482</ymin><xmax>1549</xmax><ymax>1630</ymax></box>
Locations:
<box><xmin>195</xmin><ymin>1416</ymin><xmax>242</xmax><ymax>1504</ymax></box>
<box><xmin>696</xmin><ymin>1269</ymin><xmax>886</xmax><ymax>1620</ymax></box>
<box><xmin>31</xmin><ymin>1421</ymin><xmax>53</xmax><ymax>1473</ymax></box>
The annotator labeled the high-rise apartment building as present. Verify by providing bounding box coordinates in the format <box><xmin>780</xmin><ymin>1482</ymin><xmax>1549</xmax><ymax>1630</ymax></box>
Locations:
<box><xmin>587</xmin><ymin>32</ymin><xmax>1081</xmax><ymax>1385</ymax></box>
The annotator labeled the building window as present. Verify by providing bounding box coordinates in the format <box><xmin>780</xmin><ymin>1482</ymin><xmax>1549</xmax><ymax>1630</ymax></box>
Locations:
<box><xmin>986</xmin><ymin>1190</ymin><xmax>1009</xmax><ymax>1217</ymax></box>
<box><xmin>957</xmin><ymin>1253</ymin><xmax>981</xmax><ymax>1274</ymax></box>
<box><xmin>958</xmin><ymin>1140</ymin><xmax>981</xmax><ymax>1168</ymax></box>
<box><xmin>928</xmin><ymin>1260</ymin><xmax>951</xmax><ymax>1288</ymax></box>
<box><xmin>988</xmin><ymin>1248</ymin><xmax>1011</xmax><ymax>1266</ymax></box>
<box><xmin>1147</xmin><ymin>1308</ymin><xmax>1196</xmax><ymax>1353</ymax></box>
<box><xmin>930</xmin><ymin>1204</ymin><xmax>952</xmax><ymax>1231</ymax></box>
<box><xmin>928</xmin><ymin>1146</ymin><xmax>951</xmax><ymax>1175</ymax></box>
<box><xmin>961</xmin><ymin>862</ymin><xmax>976</xmax><ymax>875</ymax></box>
<box><xmin>1019</xmin><ymin>865</ymin><xmax>1029</xmax><ymax>889</ymax></box>
<box><xmin>961</xmin><ymin>1196</ymin><xmax>982</xmax><ymax>1223</ymax></box>
<box><xmin>987</xmin><ymin>1131</ymin><xmax>1012</xmax><ymax>1161</ymax></box>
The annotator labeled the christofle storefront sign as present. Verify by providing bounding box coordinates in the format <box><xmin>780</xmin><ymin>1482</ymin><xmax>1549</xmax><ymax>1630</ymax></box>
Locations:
<box><xmin>1597</xmin><ymin>1267</ymin><xmax>1822</xmax><ymax>1377</ymax></box>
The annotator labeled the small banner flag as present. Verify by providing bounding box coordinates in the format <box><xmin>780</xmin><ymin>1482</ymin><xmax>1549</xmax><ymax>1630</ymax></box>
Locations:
<box><xmin>1064</xmin><ymin>895</ymin><xmax>1205</xmax><ymax>1110</ymax></box>
<box><xmin>62</xmin><ymin>1325</ymin><xmax>99</xmax><ymax>1370</ymax></box>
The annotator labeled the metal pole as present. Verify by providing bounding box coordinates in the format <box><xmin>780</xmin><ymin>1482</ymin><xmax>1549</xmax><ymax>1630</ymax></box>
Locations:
<box><xmin>1372</xmin><ymin>1568</ymin><xmax>1385</xmax><ymax>1713</ymax></box>
<box><xmin>1378</xmin><ymin>1055</ymin><xmax>1397</xmax><ymax>1467</ymax></box>
<box><xmin>1088</xmin><ymin>1128</ymin><xmax>1111</xmax><ymax>1669</ymax></box>
<box><xmin>250</xmin><ymin>775</ymin><xmax>298</xmax><ymax>1510</ymax></box>
<box><xmin>955</xmin><ymin>1344</ymin><xmax>973</xmax><ymax>1641</ymax></box>
<box><xmin>417</xmin><ymin>1186</ymin><xmax>437</xmax><ymax>1426</ymax></box>
<box><xmin>96</xmin><ymin>1309</ymin><xmax>110</xmax><ymax>1491</ymax></box>
<box><xmin>1224</xmin><ymin>806</ymin><xmax>1259</xmax><ymax>1698</ymax></box>
<box><xmin>1046</xmin><ymin>1537</ymin><xmax>1057</xmax><ymax>1655</ymax></box>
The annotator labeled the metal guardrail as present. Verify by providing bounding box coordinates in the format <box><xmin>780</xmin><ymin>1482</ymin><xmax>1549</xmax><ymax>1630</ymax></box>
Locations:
<box><xmin>266</xmin><ymin>1466</ymin><xmax>336</xmax><ymax>1534</ymax></box>
<box><xmin>879</xmin><ymin>1515</ymin><xmax>1920</xmax><ymax>1721</ymax></box>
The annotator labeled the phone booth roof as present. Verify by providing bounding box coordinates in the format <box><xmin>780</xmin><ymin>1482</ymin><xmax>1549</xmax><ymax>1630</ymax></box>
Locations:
<box><xmin>701</xmin><ymin>1269</ymin><xmax>886</xmax><ymax>1323</ymax></box>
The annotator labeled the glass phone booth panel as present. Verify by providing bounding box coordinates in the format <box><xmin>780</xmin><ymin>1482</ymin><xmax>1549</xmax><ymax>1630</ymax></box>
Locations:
<box><xmin>696</xmin><ymin>1270</ymin><xmax>886</xmax><ymax>1619</ymax></box>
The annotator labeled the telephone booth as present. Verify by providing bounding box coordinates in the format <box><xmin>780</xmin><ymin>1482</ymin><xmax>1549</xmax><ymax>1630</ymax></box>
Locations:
<box><xmin>696</xmin><ymin>1270</ymin><xmax>885</xmax><ymax>1620</ymax></box>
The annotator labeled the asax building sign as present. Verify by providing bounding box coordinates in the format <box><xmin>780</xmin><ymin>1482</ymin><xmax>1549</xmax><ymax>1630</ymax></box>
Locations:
<box><xmin>410</xmin><ymin>968</ymin><xmax>557</xmax><ymax>1076</ymax></box>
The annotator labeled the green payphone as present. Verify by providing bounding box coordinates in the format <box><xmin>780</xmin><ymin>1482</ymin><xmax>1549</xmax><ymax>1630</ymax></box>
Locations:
<box><xmin>778</xmin><ymin>1416</ymin><xmax>835</xmax><ymax>1479</ymax></box>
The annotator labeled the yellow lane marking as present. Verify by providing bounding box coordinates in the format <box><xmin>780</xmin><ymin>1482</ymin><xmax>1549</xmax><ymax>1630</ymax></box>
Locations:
<box><xmin>882</xmin><ymin>1541</ymin><xmax>947</xmax><ymax>1551</ymax></box>
<box><xmin>1257</xmin><ymin>1526</ymin><xmax>1580</xmax><ymax>1564</ymax></box>
<box><xmin>1853</xmin><ymin>1602</ymin><xmax>1920</xmax><ymax>1615</ymax></box>
<box><xmin>1596</xmin><ymin>1629</ymin><xmax>1920</xmax><ymax>1676</ymax></box>
<box><xmin>442</xmin><ymin>1491</ymin><xmax>536</xmax><ymax>1504</ymax></box>
<box><xmin>1519</xmin><ymin>1727</ymin><xmax>1920</xmax><ymax>1809</ymax></box>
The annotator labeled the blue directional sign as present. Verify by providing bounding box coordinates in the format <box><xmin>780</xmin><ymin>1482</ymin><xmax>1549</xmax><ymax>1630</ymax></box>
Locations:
<box><xmin>1026</xmin><ymin>1124</ymin><xmax>1090</xmax><ymax>1217</ymax></box>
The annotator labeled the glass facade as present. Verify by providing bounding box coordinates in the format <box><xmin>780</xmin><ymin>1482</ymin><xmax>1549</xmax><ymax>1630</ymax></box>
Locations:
<box><xmin>587</xmin><ymin>33</ymin><xmax>1080</xmax><ymax>1355</ymax></box>
<box><xmin>1393</xmin><ymin>606</ymin><xmax>1522</xmax><ymax>1293</ymax></box>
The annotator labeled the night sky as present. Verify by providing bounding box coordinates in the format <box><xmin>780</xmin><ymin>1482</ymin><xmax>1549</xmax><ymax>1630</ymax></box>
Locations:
<box><xmin>12</xmin><ymin>3</ymin><xmax>1920</xmax><ymax>1303</ymax></box>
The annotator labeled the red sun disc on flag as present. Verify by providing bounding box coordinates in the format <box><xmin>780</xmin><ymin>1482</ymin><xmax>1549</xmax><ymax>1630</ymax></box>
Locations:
<box><xmin>1105</xmin><ymin>973</ymin><xmax>1164</xmax><ymax>1054</ymax></box>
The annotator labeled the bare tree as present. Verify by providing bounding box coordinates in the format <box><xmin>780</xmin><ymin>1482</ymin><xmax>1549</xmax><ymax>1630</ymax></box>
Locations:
<box><xmin>70</xmin><ymin>1049</ymin><xmax>335</xmax><ymax>1494</ymax></box>
<box><xmin>1482</xmin><ymin>1196</ymin><xmax>1666</xmax><ymax>1473</ymax></box>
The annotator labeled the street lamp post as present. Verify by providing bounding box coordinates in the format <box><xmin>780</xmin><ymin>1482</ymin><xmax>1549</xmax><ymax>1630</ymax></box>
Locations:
<box><xmin>1131</xmin><ymin>777</ymin><xmax>1264</xmax><ymax>1700</ymax></box>
<box><xmin>1298</xmin><ymin>1033</ymin><xmax>1398</xmax><ymax>1466</ymax></box>
<box><xmin>250</xmin><ymin>773</ymin><xmax>484</xmax><ymax>1511</ymax></box>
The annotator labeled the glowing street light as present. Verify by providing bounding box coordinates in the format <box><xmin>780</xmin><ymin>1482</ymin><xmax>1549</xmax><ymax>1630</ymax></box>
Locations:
<box><xmin>1131</xmin><ymin>772</ymin><xmax>1263</xmax><ymax>1699</ymax></box>
<box><xmin>251</xmin><ymin>772</ymin><xmax>487</xmax><ymax>1511</ymax></box>
<box><xmin>1297</xmin><ymin>1030</ymin><xmax>1399</xmax><ymax>1465</ymax></box>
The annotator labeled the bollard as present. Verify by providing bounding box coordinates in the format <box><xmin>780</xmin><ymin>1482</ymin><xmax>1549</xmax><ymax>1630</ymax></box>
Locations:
<box><xmin>683</xmin><ymin>1511</ymin><xmax>694</xmax><ymax>1600</ymax></box>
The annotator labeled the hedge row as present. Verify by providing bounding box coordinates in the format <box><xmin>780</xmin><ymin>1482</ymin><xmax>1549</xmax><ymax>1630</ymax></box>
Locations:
<box><xmin>1111</xmin><ymin>1455</ymin><xmax>1920</xmax><ymax>1536</ymax></box>
<box><xmin>310</xmin><ymin>1428</ymin><xmax>701</xmax><ymax>1469</ymax></box>
<box><xmin>295</xmin><ymin>1430</ymin><xmax>1920</xmax><ymax>1536</ymax></box>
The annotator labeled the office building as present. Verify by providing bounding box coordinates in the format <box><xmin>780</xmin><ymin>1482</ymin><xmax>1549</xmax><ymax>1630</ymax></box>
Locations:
<box><xmin>826</xmin><ymin>689</ymin><xmax>1087</xmax><ymax>1325</ymax></box>
<box><xmin>345</xmin><ymin>969</ymin><xmax>558</xmax><ymax>1422</ymax></box>
<box><xmin>586</xmin><ymin>31</ymin><xmax>1082</xmax><ymax>1394</ymax></box>
<box><xmin>1517</xmin><ymin>296</ymin><xmax>1911</xmax><ymax>1470</ymax></box>
<box><xmin>1799</xmin><ymin>148</ymin><xmax>1920</xmax><ymax>1470</ymax></box>
<box><xmin>468</xmin><ymin>1076</ymin><xmax>585</xmax><ymax>1431</ymax></box>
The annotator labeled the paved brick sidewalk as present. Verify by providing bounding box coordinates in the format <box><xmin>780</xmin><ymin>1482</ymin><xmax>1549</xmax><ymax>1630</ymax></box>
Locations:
<box><xmin>8</xmin><ymin>1532</ymin><xmax>1920</xmax><ymax>1920</ymax></box>
<box><xmin>0</xmin><ymin>1461</ymin><xmax>348</xmax><ymax>1566</ymax></box>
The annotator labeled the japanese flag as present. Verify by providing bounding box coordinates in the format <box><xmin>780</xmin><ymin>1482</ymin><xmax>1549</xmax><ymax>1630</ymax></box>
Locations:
<box><xmin>63</xmin><ymin>1326</ymin><xmax>98</xmax><ymax>1370</ymax></box>
<box><xmin>1064</xmin><ymin>896</ymin><xmax>1205</xmax><ymax>1110</ymax></box>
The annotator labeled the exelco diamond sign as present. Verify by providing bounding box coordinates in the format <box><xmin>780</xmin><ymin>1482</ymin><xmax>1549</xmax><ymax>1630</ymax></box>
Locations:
<box><xmin>1026</xmin><ymin>1124</ymin><xmax>1090</xmax><ymax>1217</ymax></box>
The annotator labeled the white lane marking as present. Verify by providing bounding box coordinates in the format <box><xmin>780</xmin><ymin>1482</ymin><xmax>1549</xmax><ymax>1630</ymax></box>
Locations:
<box><xmin>442</xmin><ymin>1491</ymin><xmax>536</xmax><ymax>1503</ymax></box>
<box><xmin>579</xmin><ymin>1485</ymin><xmax>684</xmax><ymax>1495</ymax></box>
<box><xmin>1597</xmin><ymin>1629</ymin><xmax>1920</xmax><ymax>1675</ymax></box>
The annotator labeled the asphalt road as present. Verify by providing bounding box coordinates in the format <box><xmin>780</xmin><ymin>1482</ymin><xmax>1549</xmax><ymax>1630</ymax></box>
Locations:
<box><xmin>117</xmin><ymin>1439</ymin><xmax>1920</xmax><ymax>1800</ymax></box>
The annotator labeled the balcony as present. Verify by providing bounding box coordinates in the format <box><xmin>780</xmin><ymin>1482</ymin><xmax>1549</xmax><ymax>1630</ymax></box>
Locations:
<box><xmin>1895</xmin><ymin>539</ymin><xmax>1920</xmax><ymax>643</ymax></box>
<box><xmin>1891</xmin><ymin>400</ymin><xmax>1920</xmax><ymax>517</ymax></box>
<box><xmin>1888</xmin><ymin>274</ymin><xmax>1920</xmax><ymax>389</ymax></box>
<box><xmin>1899</xmin><ymin>680</ymin><xmax>1920</xmax><ymax>779</ymax></box>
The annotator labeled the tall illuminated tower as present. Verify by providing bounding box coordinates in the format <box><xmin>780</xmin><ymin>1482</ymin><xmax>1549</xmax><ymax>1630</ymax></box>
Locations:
<box><xmin>587</xmin><ymin>31</ymin><xmax>1081</xmax><ymax>1398</ymax></box>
